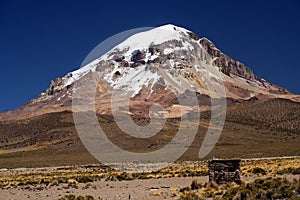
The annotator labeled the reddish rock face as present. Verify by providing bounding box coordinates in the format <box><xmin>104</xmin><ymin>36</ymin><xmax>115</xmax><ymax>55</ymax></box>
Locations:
<box><xmin>131</xmin><ymin>50</ymin><xmax>146</xmax><ymax>62</ymax></box>
<box><xmin>188</xmin><ymin>31</ymin><xmax>200</xmax><ymax>41</ymax></box>
<box><xmin>200</xmin><ymin>38</ymin><xmax>258</xmax><ymax>81</ymax></box>
<box><xmin>119</xmin><ymin>60</ymin><xmax>129</xmax><ymax>68</ymax></box>
<box><xmin>0</xmin><ymin>24</ymin><xmax>297</xmax><ymax>121</ymax></box>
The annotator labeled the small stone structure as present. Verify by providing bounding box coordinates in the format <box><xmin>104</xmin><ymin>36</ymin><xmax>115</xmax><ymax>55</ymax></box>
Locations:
<box><xmin>208</xmin><ymin>159</ymin><xmax>241</xmax><ymax>184</ymax></box>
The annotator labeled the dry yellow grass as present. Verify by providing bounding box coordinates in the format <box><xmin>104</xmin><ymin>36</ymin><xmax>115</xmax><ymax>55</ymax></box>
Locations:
<box><xmin>0</xmin><ymin>157</ymin><xmax>299</xmax><ymax>189</ymax></box>
<box><xmin>241</xmin><ymin>158</ymin><xmax>300</xmax><ymax>176</ymax></box>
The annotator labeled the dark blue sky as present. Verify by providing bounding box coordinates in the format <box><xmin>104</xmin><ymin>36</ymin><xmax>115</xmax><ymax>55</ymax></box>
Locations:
<box><xmin>1</xmin><ymin>0</ymin><xmax>299</xmax><ymax>112</ymax></box>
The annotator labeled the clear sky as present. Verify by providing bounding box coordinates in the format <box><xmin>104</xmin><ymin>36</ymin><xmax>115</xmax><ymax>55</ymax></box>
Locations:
<box><xmin>0</xmin><ymin>0</ymin><xmax>299</xmax><ymax>112</ymax></box>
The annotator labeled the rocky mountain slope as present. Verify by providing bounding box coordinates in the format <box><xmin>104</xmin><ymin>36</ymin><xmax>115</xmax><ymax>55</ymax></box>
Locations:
<box><xmin>0</xmin><ymin>24</ymin><xmax>299</xmax><ymax>167</ymax></box>
<box><xmin>1</xmin><ymin>97</ymin><xmax>300</xmax><ymax>168</ymax></box>
<box><xmin>0</xmin><ymin>24</ymin><xmax>299</xmax><ymax>121</ymax></box>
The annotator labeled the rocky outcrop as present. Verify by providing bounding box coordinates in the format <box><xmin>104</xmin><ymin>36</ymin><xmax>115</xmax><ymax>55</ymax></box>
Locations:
<box><xmin>2</xmin><ymin>24</ymin><xmax>296</xmax><ymax>122</ymax></box>
<box><xmin>199</xmin><ymin>37</ymin><xmax>260</xmax><ymax>81</ymax></box>
<box><xmin>188</xmin><ymin>31</ymin><xmax>200</xmax><ymax>41</ymax></box>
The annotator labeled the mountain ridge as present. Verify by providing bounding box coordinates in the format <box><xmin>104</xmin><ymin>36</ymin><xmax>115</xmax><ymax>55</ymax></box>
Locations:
<box><xmin>0</xmin><ymin>24</ymin><xmax>299</xmax><ymax>121</ymax></box>
<box><xmin>0</xmin><ymin>24</ymin><xmax>299</xmax><ymax>167</ymax></box>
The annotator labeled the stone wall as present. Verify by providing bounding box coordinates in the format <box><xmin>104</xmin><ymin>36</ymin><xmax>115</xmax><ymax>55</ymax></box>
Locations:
<box><xmin>208</xmin><ymin>159</ymin><xmax>241</xmax><ymax>184</ymax></box>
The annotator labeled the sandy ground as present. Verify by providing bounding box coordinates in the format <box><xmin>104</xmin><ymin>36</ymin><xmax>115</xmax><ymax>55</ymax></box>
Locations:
<box><xmin>1</xmin><ymin>159</ymin><xmax>299</xmax><ymax>200</ymax></box>
<box><xmin>0</xmin><ymin>176</ymin><xmax>207</xmax><ymax>200</ymax></box>
<box><xmin>1</xmin><ymin>175</ymin><xmax>299</xmax><ymax>200</ymax></box>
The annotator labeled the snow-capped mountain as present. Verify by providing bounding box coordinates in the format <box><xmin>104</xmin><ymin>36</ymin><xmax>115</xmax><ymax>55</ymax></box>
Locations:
<box><xmin>1</xmin><ymin>24</ymin><xmax>299</xmax><ymax>120</ymax></box>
